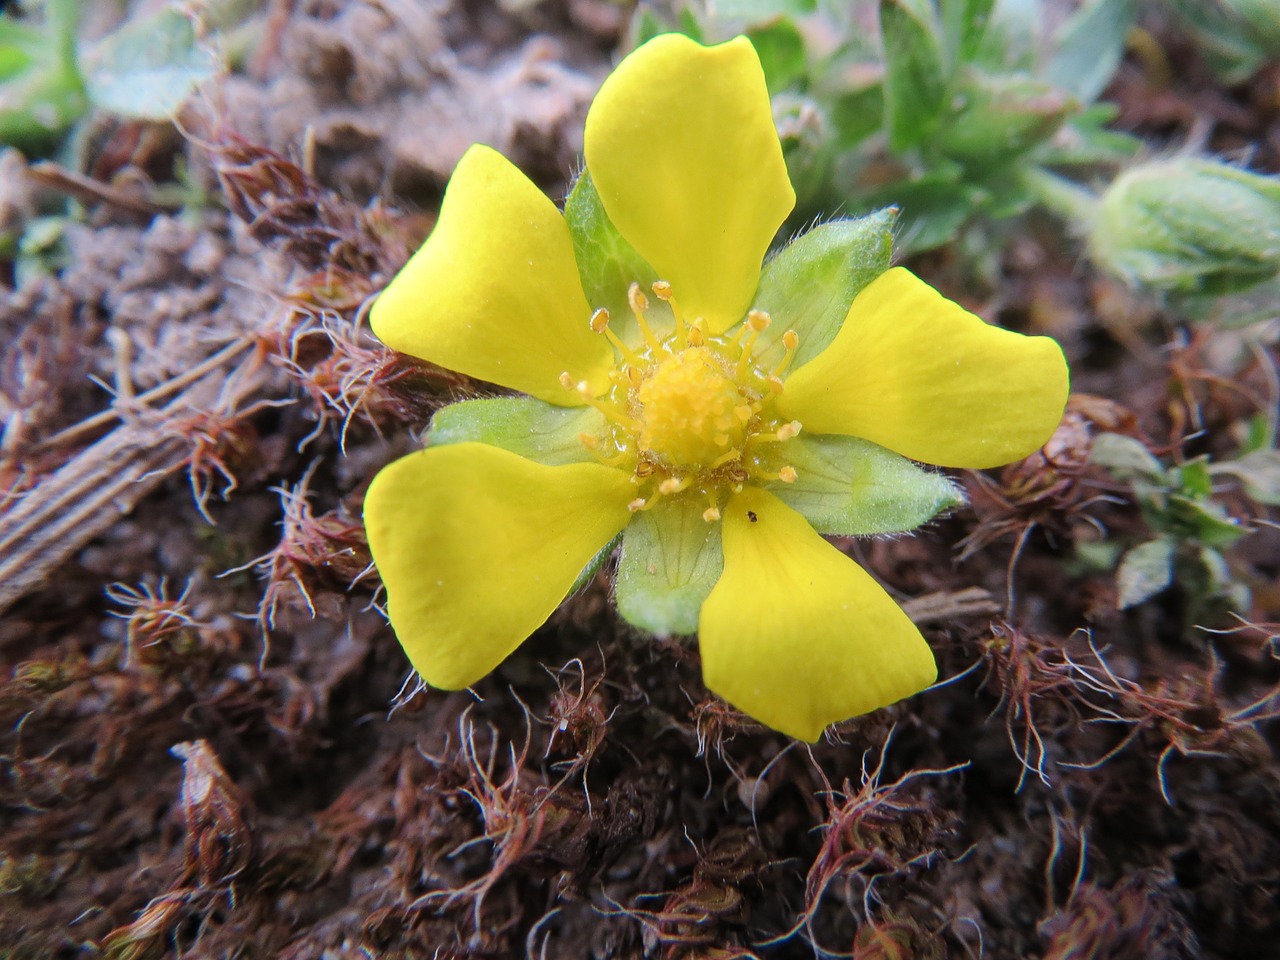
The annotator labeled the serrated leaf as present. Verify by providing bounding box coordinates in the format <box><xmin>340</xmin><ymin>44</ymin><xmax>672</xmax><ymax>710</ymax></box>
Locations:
<box><xmin>751</xmin><ymin>209</ymin><xmax>896</xmax><ymax>369</ymax></box>
<box><xmin>880</xmin><ymin>0</ymin><xmax>949</xmax><ymax>151</ymax></box>
<box><xmin>84</xmin><ymin>9</ymin><xmax>220</xmax><ymax>120</ymax></box>
<box><xmin>1046</xmin><ymin>0</ymin><xmax>1137</xmax><ymax>103</ymax></box>
<box><xmin>766</xmin><ymin>434</ymin><xmax>964</xmax><ymax>536</ymax></box>
<box><xmin>426</xmin><ymin>397</ymin><xmax>603</xmax><ymax>467</ymax></box>
<box><xmin>615</xmin><ymin>497</ymin><xmax>724</xmax><ymax>637</ymax></box>
<box><xmin>1116</xmin><ymin>538</ymin><xmax>1175</xmax><ymax>609</ymax></box>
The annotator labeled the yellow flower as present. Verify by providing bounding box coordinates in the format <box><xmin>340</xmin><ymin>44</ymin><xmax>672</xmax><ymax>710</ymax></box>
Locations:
<box><xmin>363</xmin><ymin>34</ymin><xmax>1069</xmax><ymax>741</ymax></box>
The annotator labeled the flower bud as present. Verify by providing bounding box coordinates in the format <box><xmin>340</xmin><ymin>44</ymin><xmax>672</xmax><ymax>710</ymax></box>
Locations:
<box><xmin>1088</xmin><ymin>158</ymin><xmax>1280</xmax><ymax>295</ymax></box>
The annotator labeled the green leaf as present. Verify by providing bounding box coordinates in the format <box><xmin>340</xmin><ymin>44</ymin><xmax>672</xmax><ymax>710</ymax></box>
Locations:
<box><xmin>766</xmin><ymin>434</ymin><xmax>965</xmax><ymax>536</ymax></box>
<box><xmin>1046</xmin><ymin>0</ymin><xmax>1137</xmax><ymax>103</ymax></box>
<box><xmin>939</xmin><ymin>68</ymin><xmax>1075</xmax><ymax>165</ymax></box>
<box><xmin>1116</xmin><ymin>538</ymin><xmax>1175</xmax><ymax>609</ymax></box>
<box><xmin>1090</xmin><ymin>432</ymin><xmax>1164</xmax><ymax>481</ymax></box>
<box><xmin>1034</xmin><ymin>105</ymin><xmax>1141</xmax><ymax>166</ymax></box>
<box><xmin>1213</xmin><ymin>449</ymin><xmax>1280</xmax><ymax>506</ymax></box>
<box><xmin>751</xmin><ymin>210</ymin><xmax>896</xmax><ymax>370</ymax></box>
<box><xmin>829</xmin><ymin>83</ymin><xmax>885</xmax><ymax>148</ymax></box>
<box><xmin>426</xmin><ymin>397</ymin><xmax>603</xmax><ymax>467</ymax></box>
<box><xmin>84</xmin><ymin>9</ymin><xmax>220</xmax><ymax>120</ymax></box>
<box><xmin>879</xmin><ymin>0</ymin><xmax>949</xmax><ymax>151</ymax></box>
<box><xmin>747</xmin><ymin>18</ymin><xmax>808</xmax><ymax>94</ymax></box>
<box><xmin>940</xmin><ymin>0</ymin><xmax>996</xmax><ymax>64</ymax></box>
<box><xmin>564</xmin><ymin>169</ymin><xmax>662</xmax><ymax>344</ymax></box>
<box><xmin>1176</xmin><ymin>458</ymin><xmax>1214</xmax><ymax>498</ymax></box>
<box><xmin>1165</xmin><ymin>495</ymin><xmax>1246</xmax><ymax>548</ymax></box>
<box><xmin>713</xmin><ymin>0</ymin><xmax>817</xmax><ymax>16</ymax></box>
<box><xmin>615</xmin><ymin>497</ymin><xmax>724</xmax><ymax>637</ymax></box>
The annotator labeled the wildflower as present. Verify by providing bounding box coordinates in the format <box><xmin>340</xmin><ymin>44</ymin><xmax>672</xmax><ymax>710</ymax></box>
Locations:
<box><xmin>364</xmin><ymin>34</ymin><xmax>1069</xmax><ymax>741</ymax></box>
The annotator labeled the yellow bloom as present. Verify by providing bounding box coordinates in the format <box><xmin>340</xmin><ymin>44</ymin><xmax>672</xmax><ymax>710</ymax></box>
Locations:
<box><xmin>364</xmin><ymin>34</ymin><xmax>1069</xmax><ymax>741</ymax></box>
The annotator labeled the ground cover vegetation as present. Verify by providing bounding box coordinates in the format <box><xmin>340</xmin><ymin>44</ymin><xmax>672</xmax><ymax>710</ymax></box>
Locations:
<box><xmin>0</xmin><ymin>1</ymin><xmax>1278</xmax><ymax>957</ymax></box>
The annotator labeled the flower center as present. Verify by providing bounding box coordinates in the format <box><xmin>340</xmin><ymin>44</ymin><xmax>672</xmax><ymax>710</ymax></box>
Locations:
<box><xmin>561</xmin><ymin>280</ymin><xmax>802</xmax><ymax>522</ymax></box>
<box><xmin>636</xmin><ymin>347</ymin><xmax>747</xmax><ymax>468</ymax></box>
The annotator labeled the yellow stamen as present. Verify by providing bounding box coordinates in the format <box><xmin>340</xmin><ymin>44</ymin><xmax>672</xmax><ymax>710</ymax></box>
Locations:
<box><xmin>778</xmin><ymin>465</ymin><xmax>798</xmax><ymax>483</ymax></box>
<box><xmin>736</xmin><ymin>310</ymin><xmax>772</xmax><ymax>380</ymax></box>
<box><xmin>771</xmin><ymin>329</ymin><xmax>799</xmax><ymax>377</ymax></box>
<box><xmin>651</xmin><ymin>279</ymin><xmax>688</xmax><ymax>346</ymax></box>
<box><xmin>628</xmin><ymin>282</ymin><xmax>663</xmax><ymax>353</ymax></box>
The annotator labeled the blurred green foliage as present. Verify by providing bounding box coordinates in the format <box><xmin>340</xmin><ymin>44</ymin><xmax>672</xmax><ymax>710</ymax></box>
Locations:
<box><xmin>0</xmin><ymin>0</ymin><xmax>220</xmax><ymax>154</ymax></box>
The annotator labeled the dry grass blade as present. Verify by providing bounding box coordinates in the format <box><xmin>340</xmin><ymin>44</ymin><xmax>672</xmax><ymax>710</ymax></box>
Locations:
<box><xmin>0</xmin><ymin>347</ymin><xmax>266</xmax><ymax>618</ymax></box>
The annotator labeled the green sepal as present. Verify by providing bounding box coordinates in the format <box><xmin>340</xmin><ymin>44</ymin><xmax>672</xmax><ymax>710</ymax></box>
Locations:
<box><xmin>765</xmin><ymin>434</ymin><xmax>964</xmax><ymax>536</ymax></box>
<box><xmin>569</xmin><ymin>534</ymin><xmax>621</xmax><ymax>596</ymax></box>
<box><xmin>426</xmin><ymin>397</ymin><xmax>603</xmax><ymax>467</ymax></box>
<box><xmin>564</xmin><ymin>169</ymin><xmax>662</xmax><ymax>344</ymax></box>
<box><xmin>879</xmin><ymin>0</ymin><xmax>949</xmax><ymax>151</ymax></box>
<box><xmin>615</xmin><ymin>497</ymin><xmax>724</xmax><ymax>637</ymax></box>
<box><xmin>751</xmin><ymin>210</ymin><xmax>896</xmax><ymax>370</ymax></box>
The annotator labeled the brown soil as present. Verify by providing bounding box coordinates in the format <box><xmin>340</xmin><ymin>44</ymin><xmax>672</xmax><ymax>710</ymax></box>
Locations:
<box><xmin>1</xmin><ymin>2</ymin><xmax>1278</xmax><ymax>958</ymax></box>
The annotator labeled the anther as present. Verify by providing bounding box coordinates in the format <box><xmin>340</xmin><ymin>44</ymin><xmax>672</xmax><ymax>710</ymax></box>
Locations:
<box><xmin>702</xmin><ymin>506</ymin><xmax>721</xmax><ymax>523</ymax></box>
<box><xmin>658</xmin><ymin>476</ymin><xmax>687</xmax><ymax>495</ymax></box>
<box><xmin>628</xmin><ymin>283</ymin><xmax>649</xmax><ymax>313</ymax></box>
<box><xmin>777</xmin><ymin>420</ymin><xmax>802</xmax><ymax>440</ymax></box>
<box><xmin>651</xmin><ymin>280</ymin><xmax>672</xmax><ymax>301</ymax></box>
<box><xmin>687</xmin><ymin>323</ymin><xmax>705</xmax><ymax>347</ymax></box>
<box><xmin>589</xmin><ymin>307</ymin><xmax>610</xmax><ymax>333</ymax></box>
<box><xmin>782</xmin><ymin>329</ymin><xmax>798</xmax><ymax>350</ymax></box>
<box><xmin>778</xmin><ymin>465</ymin><xmax>798</xmax><ymax>483</ymax></box>
<box><xmin>747</xmin><ymin>309</ymin><xmax>772</xmax><ymax>332</ymax></box>
<box><xmin>559</xmin><ymin>372</ymin><xmax>575</xmax><ymax>390</ymax></box>
<box><xmin>628</xmin><ymin>498</ymin><xmax>647</xmax><ymax>513</ymax></box>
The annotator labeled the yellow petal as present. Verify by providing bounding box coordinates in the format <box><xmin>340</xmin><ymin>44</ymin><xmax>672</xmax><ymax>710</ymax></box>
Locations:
<box><xmin>584</xmin><ymin>34</ymin><xmax>795</xmax><ymax>333</ymax></box>
<box><xmin>778</xmin><ymin>268</ymin><xmax>1069</xmax><ymax>469</ymax></box>
<box><xmin>370</xmin><ymin>144</ymin><xmax>613</xmax><ymax>405</ymax></box>
<box><xmin>699</xmin><ymin>487</ymin><xmax>936</xmax><ymax>742</ymax></box>
<box><xmin>364</xmin><ymin>443</ymin><xmax>633</xmax><ymax>689</ymax></box>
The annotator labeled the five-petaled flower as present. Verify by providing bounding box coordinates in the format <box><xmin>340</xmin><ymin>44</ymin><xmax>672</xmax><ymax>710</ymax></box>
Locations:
<box><xmin>363</xmin><ymin>34</ymin><xmax>1069</xmax><ymax>741</ymax></box>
